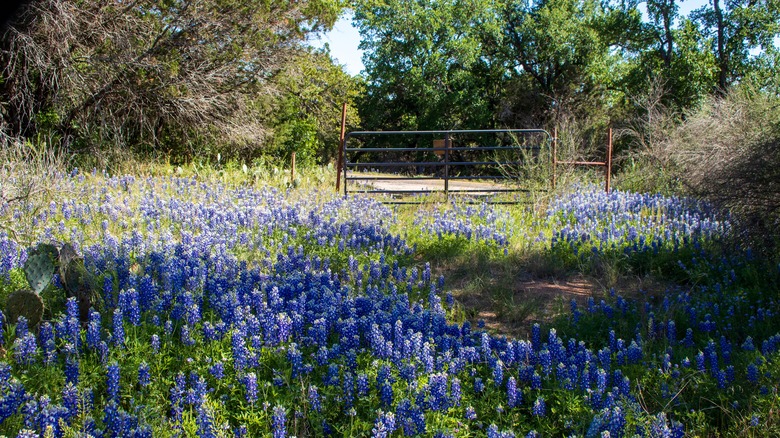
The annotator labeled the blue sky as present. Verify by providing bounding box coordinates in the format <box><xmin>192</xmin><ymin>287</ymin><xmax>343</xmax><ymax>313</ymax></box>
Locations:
<box><xmin>309</xmin><ymin>11</ymin><xmax>364</xmax><ymax>76</ymax></box>
<box><xmin>311</xmin><ymin>0</ymin><xmax>711</xmax><ymax>77</ymax></box>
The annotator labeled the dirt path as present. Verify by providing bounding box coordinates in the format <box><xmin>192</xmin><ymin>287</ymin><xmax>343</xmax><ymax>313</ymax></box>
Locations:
<box><xmin>439</xmin><ymin>256</ymin><xmax>670</xmax><ymax>339</ymax></box>
<box><xmin>454</xmin><ymin>274</ymin><xmax>601</xmax><ymax>338</ymax></box>
<box><xmin>346</xmin><ymin>172</ymin><xmax>511</xmax><ymax>193</ymax></box>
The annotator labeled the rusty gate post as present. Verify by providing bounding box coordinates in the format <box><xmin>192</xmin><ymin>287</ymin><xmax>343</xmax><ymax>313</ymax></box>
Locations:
<box><xmin>552</xmin><ymin>127</ymin><xmax>557</xmax><ymax>191</ymax></box>
<box><xmin>291</xmin><ymin>151</ymin><xmax>296</xmax><ymax>182</ymax></box>
<box><xmin>444</xmin><ymin>132</ymin><xmax>450</xmax><ymax>200</ymax></box>
<box><xmin>336</xmin><ymin>103</ymin><xmax>347</xmax><ymax>193</ymax></box>
<box><xmin>605</xmin><ymin>128</ymin><xmax>613</xmax><ymax>194</ymax></box>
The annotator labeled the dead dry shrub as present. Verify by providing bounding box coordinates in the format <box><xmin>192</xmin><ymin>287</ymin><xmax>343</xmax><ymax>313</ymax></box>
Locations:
<box><xmin>619</xmin><ymin>80</ymin><xmax>780</xmax><ymax>248</ymax></box>
<box><xmin>549</xmin><ymin>105</ymin><xmax>614</xmax><ymax>191</ymax></box>
<box><xmin>616</xmin><ymin>78</ymin><xmax>685</xmax><ymax>194</ymax></box>
<box><xmin>1</xmin><ymin>0</ymin><xmax>336</xmax><ymax>160</ymax></box>
<box><xmin>673</xmin><ymin>86</ymin><xmax>780</xmax><ymax>247</ymax></box>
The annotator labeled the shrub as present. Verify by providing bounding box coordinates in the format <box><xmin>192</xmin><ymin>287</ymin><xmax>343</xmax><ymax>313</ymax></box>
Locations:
<box><xmin>672</xmin><ymin>85</ymin><xmax>780</xmax><ymax>248</ymax></box>
<box><xmin>615</xmin><ymin>78</ymin><xmax>685</xmax><ymax>195</ymax></box>
<box><xmin>619</xmin><ymin>81</ymin><xmax>780</xmax><ymax>250</ymax></box>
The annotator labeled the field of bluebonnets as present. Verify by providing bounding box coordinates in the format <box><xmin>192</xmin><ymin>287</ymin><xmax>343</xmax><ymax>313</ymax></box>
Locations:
<box><xmin>0</xmin><ymin>168</ymin><xmax>779</xmax><ymax>437</ymax></box>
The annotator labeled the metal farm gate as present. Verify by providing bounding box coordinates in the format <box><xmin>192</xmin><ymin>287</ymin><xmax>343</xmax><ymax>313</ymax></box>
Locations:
<box><xmin>338</xmin><ymin>129</ymin><xmax>552</xmax><ymax>204</ymax></box>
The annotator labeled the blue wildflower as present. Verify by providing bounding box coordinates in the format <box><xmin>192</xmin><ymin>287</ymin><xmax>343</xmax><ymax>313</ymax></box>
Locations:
<box><xmin>272</xmin><ymin>405</ymin><xmax>286</xmax><ymax>438</ymax></box>
<box><xmin>13</xmin><ymin>317</ymin><xmax>36</xmax><ymax>365</ymax></box>
<box><xmin>243</xmin><ymin>373</ymin><xmax>258</xmax><ymax>405</ymax></box>
<box><xmin>209</xmin><ymin>362</ymin><xmax>225</xmax><ymax>380</ymax></box>
<box><xmin>112</xmin><ymin>309</ymin><xmax>125</xmax><ymax>348</ymax></box>
<box><xmin>150</xmin><ymin>334</ymin><xmax>160</xmax><ymax>353</ymax></box>
<box><xmin>138</xmin><ymin>362</ymin><xmax>150</xmax><ymax>387</ymax></box>
<box><xmin>474</xmin><ymin>377</ymin><xmax>485</xmax><ymax>393</ymax></box>
<box><xmin>87</xmin><ymin>311</ymin><xmax>101</xmax><ymax>350</ymax></box>
<box><xmin>107</xmin><ymin>362</ymin><xmax>120</xmax><ymax>400</ymax></box>
<box><xmin>308</xmin><ymin>385</ymin><xmax>322</xmax><ymax>413</ymax></box>
<box><xmin>371</xmin><ymin>410</ymin><xmax>396</xmax><ymax>438</ymax></box>
<box><xmin>532</xmin><ymin>397</ymin><xmax>546</xmax><ymax>417</ymax></box>
<box><xmin>465</xmin><ymin>406</ymin><xmax>477</xmax><ymax>420</ymax></box>
<box><xmin>506</xmin><ymin>376</ymin><xmax>520</xmax><ymax>408</ymax></box>
<box><xmin>747</xmin><ymin>364</ymin><xmax>759</xmax><ymax>383</ymax></box>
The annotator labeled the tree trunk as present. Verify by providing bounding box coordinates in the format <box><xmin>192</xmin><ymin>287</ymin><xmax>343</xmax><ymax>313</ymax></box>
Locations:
<box><xmin>713</xmin><ymin>0</ymin><xmax>728</xmax><ymax>92</ymax></box>
<box><xmin>662</xmin><ymin>0</ymin><xmax>674</xmax><ymax>70</ymax></box>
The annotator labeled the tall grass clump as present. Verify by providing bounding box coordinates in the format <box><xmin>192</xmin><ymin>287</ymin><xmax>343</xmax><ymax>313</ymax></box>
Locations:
<box><xmin>614</xmin><ymin>79</ymin><xmax>685</xmax><ymax>196</ymax></box>
<box><xmin>0</xmin><ymin>139</ymin><xmax>69</xmax><ymax>244</ymax></box>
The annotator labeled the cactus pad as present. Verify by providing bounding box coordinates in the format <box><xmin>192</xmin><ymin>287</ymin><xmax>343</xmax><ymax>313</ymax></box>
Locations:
<box><xmin>5</xmin><ymin>289</ymin><xmax>44</xmax><ymax>328</ymax></box>
<box><xmin>58</xmin><ymin>243</ymin><xmax>100</xmax><ymax>322</ymax></box>
<box><xmin>58</xmin><ymin>243</ymin><xmax>79</xmax><ymax>279</ymax></box>
<box><xmin>24</xmin><ymin>243</ymin><xmax>58</xmax><ymax>294</ymax></box>
<box><xmin>62</xmin><ymin>255</ymin><xmax>98</xmax><ymax>322</ymax></box>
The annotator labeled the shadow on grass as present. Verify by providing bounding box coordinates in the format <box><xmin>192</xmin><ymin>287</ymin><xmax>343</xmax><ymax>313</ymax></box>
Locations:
<box><xmin>415</xmin><ymin>233</ymin><xmax>684</xmax><ymax>339</ymax></box>
<box><xmin>415</xmin><ymin>237</ymin><xmax>609</xmax><ymax>338</ymax></box>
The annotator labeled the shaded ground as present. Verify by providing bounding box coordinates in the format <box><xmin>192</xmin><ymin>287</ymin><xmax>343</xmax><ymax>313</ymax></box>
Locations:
<box><xmin>433</xmin><ymin>253</ymin><xmax>672</xmax><ymax>339</ymax></box>
<box><xmin>452</xmin><ymin>274</ymin><xmax>599</xmax><ymax>338</ymax></box>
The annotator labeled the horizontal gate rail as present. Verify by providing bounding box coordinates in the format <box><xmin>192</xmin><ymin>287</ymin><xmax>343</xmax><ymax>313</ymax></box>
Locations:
<box><xmin>348</xmin><ymin>146</ymin><xmax>543</xmax><ymax>152</ymax></box>
<box><xmin>347</xmin><ymin>161</ymin><xmax>530</xmax><ymax>167</ymax></box>
<box><xmin>349</xmin><ymin>175</ymin><xmax>517</xmax><ymax>181</ymax></box>
<box><xmin>347</xmin><ymin>189</ymin><xmax>530</xmax><ymax>194</ymax></box>
<box><xmin>342</xmin><ymin>128</ymin><xmax>551</xmax><ymax>203</ymax></box>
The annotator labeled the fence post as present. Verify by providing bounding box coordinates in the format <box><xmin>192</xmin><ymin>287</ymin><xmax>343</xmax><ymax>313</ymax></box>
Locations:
<box><xmin>336</xmin><ymin>103</ymin><xmax>347</xmax><ymax>193</ymax></box>
<box><xmin>605</xmin><ymin>128</ymin><xmax>613</xmax><ymax>193</ymax></box>
<box><xmin>291</xmin><ymin>151</ymin><xmax>296</xmax><ymax>182</ymax></box>
<box><xmin>552</xmin><ymin>127</ymin><xmax>557</xmax><ymax>191</ymax></box>
<box><xmin>444</xmin><ymin>132</ymin><xmax>451</xmax><ymax>200</ymax></box>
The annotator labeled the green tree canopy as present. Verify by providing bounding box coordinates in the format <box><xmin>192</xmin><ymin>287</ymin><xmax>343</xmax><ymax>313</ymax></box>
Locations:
<box><xmin>264</xmin><ymin>48</ymin><xmax>363</xmax><ymax>166</ymax></box>
<box><xmin>353</xmin><ymin>0</ymin><xmax>779</xmax><ymax>144</ymax></box>
<box><xmin>354</xmin><ymin>0</ymin><xmax>501</xmax><ymax>131</ymax></box>
<box><xmin>691</xmin><ymin>0</ymin><xmax>780</xmax><ymax>91</ymax></box>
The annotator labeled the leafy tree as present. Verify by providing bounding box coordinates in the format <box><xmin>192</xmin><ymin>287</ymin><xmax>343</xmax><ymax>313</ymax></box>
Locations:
<box><xmin>0</xmin><ymin>0</ymin><xmax>344</xmax><ymax>161</ymax></box>
<box><xmin>690</xmin><ymin>0</ymin><xmax>780</xmax><ymax>92</ymax></box>
<box><xmin>621</xmin><ymin>17</ymin><xmax>718</xmax><ymax>112</ymax></box>
<box><xmin>501</xmin><ymin>0</ymin><xmax>611</xmax><ymax>98</ymax></box>
<box><xmin>745</xmin><ymin>45</ymin><xmax>780</xmax><ymax>93</ymax></box>
<box><xmin>354</xmin><ymin>0</ymin><xmax>637</xmax><ymax>134</ymax></box>
<box><xmin>670</xmin><ymin>19</ymin><xmax>718</xmax><ymax>103</ymax></box>
<box><xmin>645</xmin><ymin>0</ymin><xmax>678</xmax><ymax>71</ymax></box>
<box><xmin>620</xmin><ymin>0</ymin><xmax>779</xmax><ymax>112</ymax></box>
<box><xmin>354</xmin><ymin>0</ymin><xmax>500</xmax><ymax>131</ymax></box>
<box><xmin>498</xmin><ymin>0</ymin><xmax>637</xmax><ymax>156</ymax></box>
<box><xmin>264</xmin><ymin>48</ymin><xmax>363</xmax><ymax>166</ymax></box>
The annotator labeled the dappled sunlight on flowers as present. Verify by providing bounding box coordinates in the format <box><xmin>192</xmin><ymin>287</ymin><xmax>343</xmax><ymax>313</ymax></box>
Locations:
<box><xmin>0</xmin><ymin>175</ymin><xmax>775</xmax><ymax>436</ymax></box>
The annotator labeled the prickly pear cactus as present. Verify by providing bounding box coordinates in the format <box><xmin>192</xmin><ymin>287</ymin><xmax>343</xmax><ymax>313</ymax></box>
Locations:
<box><xmin>58</xmin><ymin>243</ymin><xmax>79</xmax><ymax>279</ymax></box>
<box><xmin>59</xmin><ymin>243</ymin><xmax>99</xmax><ymax>322</ymax></box>
<box><xmin>23</xmin><ymin>243</ymin><xmax>58</xmax><ymax>294</ymax></box>
<box><xmin>5</xmin><ymin>289</ymin><xmax>44</xmax><ymax>327</ymax></box>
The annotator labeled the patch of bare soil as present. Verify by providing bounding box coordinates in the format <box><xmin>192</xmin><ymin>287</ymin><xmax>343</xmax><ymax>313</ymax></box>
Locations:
<box><xmin>451</xmin><ymin>272</ymin><xmax>672</xmax><ymax>339</ymax></box>
<box><xmin>453</xmin><ymin>274</ymin><xmax>600</xmax><ymax>339</ymax></box>
<box><xmin>517</xmin><ymin>276</ymin><xmax>596</xmax><ymax>317</ymax></box>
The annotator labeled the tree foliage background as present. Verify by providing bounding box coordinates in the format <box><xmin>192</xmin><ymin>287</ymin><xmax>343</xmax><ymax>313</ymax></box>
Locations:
<box><xmin>352</xmin><ymin>0</ymin><xmax>780</xmax><ymax>244</ymax></box>
<box><xmin>353</xmin><ymin>0</ymin><xmax>780</xmax><ymax>150</ymax></box>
